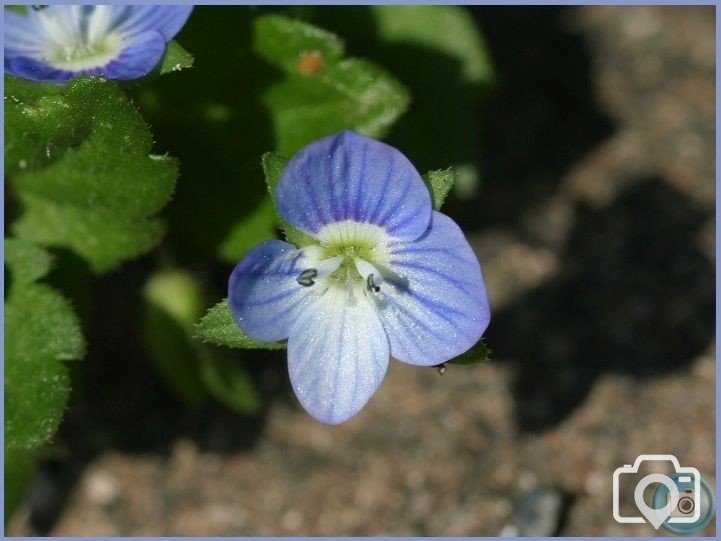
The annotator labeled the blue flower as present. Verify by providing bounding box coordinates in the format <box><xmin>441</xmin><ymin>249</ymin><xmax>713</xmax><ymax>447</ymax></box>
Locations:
<box><xmin>4</xmin><ymin>5</ymin><xmax>193</xmax><ymax>83</ymax></box>
<box><xmin>229</xmin><ymin>131</ymin><xmax>490</xmax><ymax>424</ymax></box>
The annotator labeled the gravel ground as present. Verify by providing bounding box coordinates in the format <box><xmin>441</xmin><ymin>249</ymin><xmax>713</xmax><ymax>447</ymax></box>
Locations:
<box><xmin>7</xmin><ymin>6</ymin><xmax>715</xmax><ymax>536</ymax></box>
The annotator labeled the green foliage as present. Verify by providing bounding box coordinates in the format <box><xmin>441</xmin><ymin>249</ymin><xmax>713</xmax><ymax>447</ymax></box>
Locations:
<box><xmin>447</xmin><ymin>341</ymin><xmax>491</xmax><ymax>366</ymax></box>
<box><xmin>5</xmin><ymin>76</ymin><xmax>178</xmax><ymax>272</ymax></box>
<box><xmin>4</xmin><ymin>447</ymin><xmax>36</xmax><ymax>522</ymax></box>
<box><xmin>158</xmin><ymin>40</ymin><xmax>195</xmax><ymax>75</ymax></box>
<box><xmin>4</xmin><ymin>238</ymin><xmax>85</xmax><ymax>450</ymax></box>
<box><xmin>254</xmin><ymin>15</ymin><xmax>344</xmax><ymax>73</ymax></box>
<box><xmin>143</xmin><ymin>269</ymin><xmax>262</xmax><ymax>414</ymax></box>
<box><xmin>423</xmin><ymin>168</ymin><xmax>457</xmax><ymax>210</ymax></box>
<box><xmin>143</xmin><ymin>269</ymin><xmax>208</xmax><ymax>405</ymax></box>
<box><xmin>199</xmin><ymin>352</ymin><xmax>261</xmax><ymax>415</ymax></box>
<box><xmin>254</xmin><ymin>14</ymin><xmax>410</xmax><ymax>156</ymax></box>
<box><xmin>261</xmin><ymin>150</ymin><xmax>289</xmax><ymax>194</ymax></box>
<box><xmin>196</xmin><ymin>299</ymin><xmax>286</xmax><ymax>350</ymax></box>
<box><xmin>312</xmin><ymin>5</ymin><xmax>493</xmax><ymax>197</ymax></box>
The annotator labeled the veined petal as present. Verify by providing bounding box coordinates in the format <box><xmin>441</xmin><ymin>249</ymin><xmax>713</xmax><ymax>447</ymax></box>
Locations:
<box><xmin>6</xmin><ymin>56</ymin><xmax>76</xmax><ymax>83</ymax></box>
<box><xmin>100</xmin><ymin>30</ymin><xmax>166</xmax><ymax>80</ymax></box>
<box><xmin>4</xmin><ymin>11</ymin><xmax>48</xmax><ymax>56</ymax></box>
<box><xmin>288</xmin><ymin>287</ymin><xmax>389</xmax><ymax>425</ymax></box>
<box><xmin>228</xmin><ymin>240</ymin><xmax>319</xmax><ymax>343</ymax></box>
<box><xmin>111</xmin><ymin>5</ymin><xmax>194</xmax><ymax>41</ymax></box>
<box><xmin>5</xmin><ymin>31</ymin><xmax>166</xmax><ymax>83</ymax></box>
<box><xmin>276</xmin><ymin>131</ymin><xmax>432</xmax><ymax>242</ymax></box>
<box><xmin>376</xmin><ymin>211</ymin><xmax>490</xmax><ymax>366</ymax></box>
<box><xmin>4</xmin><ymin>5</ymin><xmax>193</xmax><ymax>83</ymax></box>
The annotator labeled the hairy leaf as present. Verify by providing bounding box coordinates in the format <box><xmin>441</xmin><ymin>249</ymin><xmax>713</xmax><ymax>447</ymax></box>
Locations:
<box><xmin>423</xmin><ymin>168</ymin><xmax>457</xmax><ymax>211</ymax></box>
<box><xmin>158</xmin><ymin>40</ymin><xmax>195</xmax><ymax>75</ymax></box>
<box><xmin>254</xmin><ymin>14</ymin><xmax>409</xmax><ymax>155</ymax></box>
<box><xmin>6</xmin><ymin>76</ymin><xmax>177</xmax><ymax>272</ymax></box>
<box><xmin>4</xmin><ymin>238</ymin><xmax>85</xmax><ymax>450</ymax></box>
<box><xmin>196</xmin><ymin>299</ymin><xmax>286</xmax><ymax>350</ymax></box>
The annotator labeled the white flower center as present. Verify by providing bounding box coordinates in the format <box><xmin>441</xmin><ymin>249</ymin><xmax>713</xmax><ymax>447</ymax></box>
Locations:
<box><xmin>298</xmin><ymin>221</ymin><xmax>393</xmax><ymax>300</ymax></box>
<box><xmin>38</xmin><ymin>7</ymin><xmax>124</xmax><ymax>71</ymax></box>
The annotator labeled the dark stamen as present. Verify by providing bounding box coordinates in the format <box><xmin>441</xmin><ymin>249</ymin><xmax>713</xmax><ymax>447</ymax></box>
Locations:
<box><xmin>367</xmin><ymin>273</ymin><xmax>381</xmax><ymax>293</ymax></box>
<box><xmin>31</xmin><ymin>5</ymin><xmax>49</xmax><ymax>11</ymax></box>
<box><xmin>433</xmin><ymin>363</ymin><xmax>447</xmax><ymax>375</ymax></box>
<box><xmin>296</xmin><ymin>268</ymin><xmax>318</xmax><ymax>287</ymax></box>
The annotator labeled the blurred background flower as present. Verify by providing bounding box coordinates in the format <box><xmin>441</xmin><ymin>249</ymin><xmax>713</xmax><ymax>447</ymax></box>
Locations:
<box><xmin>4</xmin><ymin>5</ymin><xmax>192</xmax><ymax>82</ymax></box>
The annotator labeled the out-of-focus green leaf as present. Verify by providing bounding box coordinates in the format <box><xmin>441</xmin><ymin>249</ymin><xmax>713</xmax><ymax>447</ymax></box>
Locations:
<box><xmin>199</xmin><ymin>353</ymin><xmax>261</xmax><ymax>415</ymax></box>
<box><xmin>261</xmin><ymin>150</ymin><xmax>288</xmax><ymax>194</ymax></box>
<box><xmin>143</xmin><ymin>269</ymin><xmax>264</xmax><ymax>415</ymax></box>
<box><xmin>254</xmin><ymin>14</ymin><xmax>410</xmax><ymax>156</ymax></box>
<box><xmin>5</xmin><ymin>76</ymin><xmax>177</xmax><ymax>272</ymax></box>
<box><xmin>132</xmin><ymin>9</ymin><xmax>278</xmax><ymax>266</ymax></box>
<box><xmin>4</xmin><ymin>238</ymin><xmax>85</xmax><ymax>450</ymax></box>
<box><xmin>143</xmin><ymin>269</ymin><xmax>207</xmax><ymax>405</ymax></box>
<box><xmin>196</xmin><ymin>299</ymin><xmax>286</xmax><ymax>350</ymax></box>
<box><xmin>158</xmin><ymin>40</ymin><xmax>194</xmax><ymax>75</ymax></box>
<box><xmin>423</xmin><ymin>168</ymin><xmax>456</xmax><ymax>211</ymax></box>
<box><xmin>4</xmin><ymin>236</ymin><xmax>52</xmax><ymax>285</ymax></box>
<box><xmin>4</xmin><ymin>447</ymin><xmax>36</xmax><ymax>523</ymax></box>
<box><xmin>254</xmin><ymin>15</ymin><xmax>344</xmax><ymax>73</ymax></box>
<box><xmin>371</xmin><ymin>5</ymin><xmax>493</xmax><ymax>84</ymax></box>
<box><xmin>313</xmin><ymin>5</ymin><xmax>493</xmax><ymax>197</ymax></box>
<box><xmin>219</xmin><ymin>197</ymin><xmax>278</xmax><ymax>263</ymax></box>
<box><xmin>447</xmin><ymin>341</ymin><xmax>491</xmax><ymax>366</ymax></box>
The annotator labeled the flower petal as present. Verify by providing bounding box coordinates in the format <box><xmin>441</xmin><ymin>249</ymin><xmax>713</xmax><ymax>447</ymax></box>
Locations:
<box><xmin>4</xmin><ymin>10</ymin><xmax>48</xmax><ymax>57</ymax></box>
<box><xmin>111</xmin><ymin>5</ymin><xmax>194</xmax><ymax>41</ymax></box>
<box><xmin>100</xmin><ymin>30</ymin><xmax>167</xmax><ymax>80</ymax></box>
<box><xmin>228</xmin><ymin>240</ymin><xmax>319</xmax><ymax>343</ymax></box>
<box><xmin>288</xmin><ymin>287</ymin><xmax>389</xmax><ymax>424</ymax></box>
<box><xmin>376</xmin><ymin>211</ymin><xmax>491</xmax><ymax>366</ymax></box>
<box><xmin>276</xmin><ymin>131</ymin><xmax>432</xmax><ymax>241</ymax></box>
<box><xmin>6</xmin><ymin>56</ymin><xmax>75</xmax><ymax>83</ymax></box>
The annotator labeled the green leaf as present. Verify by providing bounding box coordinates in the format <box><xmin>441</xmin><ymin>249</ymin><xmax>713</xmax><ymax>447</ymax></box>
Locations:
<box><xmin>261</xmin><ymin>150</ymin><xmax>289</xmax><ymax>194</ymax></box>
<box><xmin>4</xmin><ymin>447</ymin><xmax>36</xmax><ymax>522</ymax></box>
<box><xmin>158</xmin><ymin>40</ymin><xmax>195</xmax><ymax>75</ymax></box>
<box><xmin>4</xmin><ymin>238</ymin><xmax>85</xmax><ymax>450</ymax></box>
<box><xmin>313</xmin><ymin>5</ymin><xmax>493</xmax><ymax>197</ymax></box>
<box><xmin>196</xmin><ymin>299</ymin><xmax>286</xmax><ymax>350</ymax></box>
<box><xmin>199</xmin><ymin>353</ymin><xmax>261</xmax><ymax>415</ymax></box>
<box><xmin>254</xmin><ymin>14</ymin><xmax>410</xmax><ymax>156</ymax></box>
<box><xmin>370</xmin><ymin>6</ymin><xmax>493</xmax><ymax>85</ymax></box>
<box><xmin>447</xmin><ymin>341</ymin><xmax>491</xmax><ymax>366</ymax></box>
<box><xmin>4</xmin><ymin>236</ymin><xmax>52</xmax><ymax>286</ymax></box>
<box><xmin>143</xmin><ymin>269</ymin><xmax>207</xmax><ymax>405</ymax></box>
<box><xmin>254</xmin><ymin>14</ymin><xmax>344</xmax><ymax>74</ymax></box>
<box><xmin>219</xmin><ymin>196</ymin><xmax>278</xmax><ymax>263</ymax></box>
<box><xmin>423</xmin><ymin>168</ymin><xmax>456</xmax><ymax>211</ymax></box>
<box><xmin>6</xmin><ymin>76</ymin><xmax>177</xmax><ymax>272</ymax></box>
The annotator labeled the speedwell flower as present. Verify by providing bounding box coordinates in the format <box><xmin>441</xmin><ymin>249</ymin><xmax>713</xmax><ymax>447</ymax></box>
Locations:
<box><xmin>229</xmin><ymin>131</ymin><xmax>490</xmax><ymax>424</ymax></box>
<box><xmin>4</xmin><ymin>5</ymin><xmax>193</xmax><ymax>83</ymax></box>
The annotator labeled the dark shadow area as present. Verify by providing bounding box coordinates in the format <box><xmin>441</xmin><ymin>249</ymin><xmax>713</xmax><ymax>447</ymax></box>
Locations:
<box><xmin>24</xmin><ymin>253</ymin><xmax>294</xmax><ymax>534</ymax></box>
<box><xmin>446</xmin><ymin>7</ymin><xmax>615</xmax><ymax>235</ymax></box>
<box><xmin>312</xmin><ymin>6</ymin><xmax>491</xmax><ymax>187</ymax></box>
<box><xmin>487</xmin><ymin>178</ymin><xmax>715</xmax><ymax>431</ymax></box>
<box><xmin>127</xmin><ymin>6</ymin><xmax>279</xmax><ymax>264</ymax></box>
